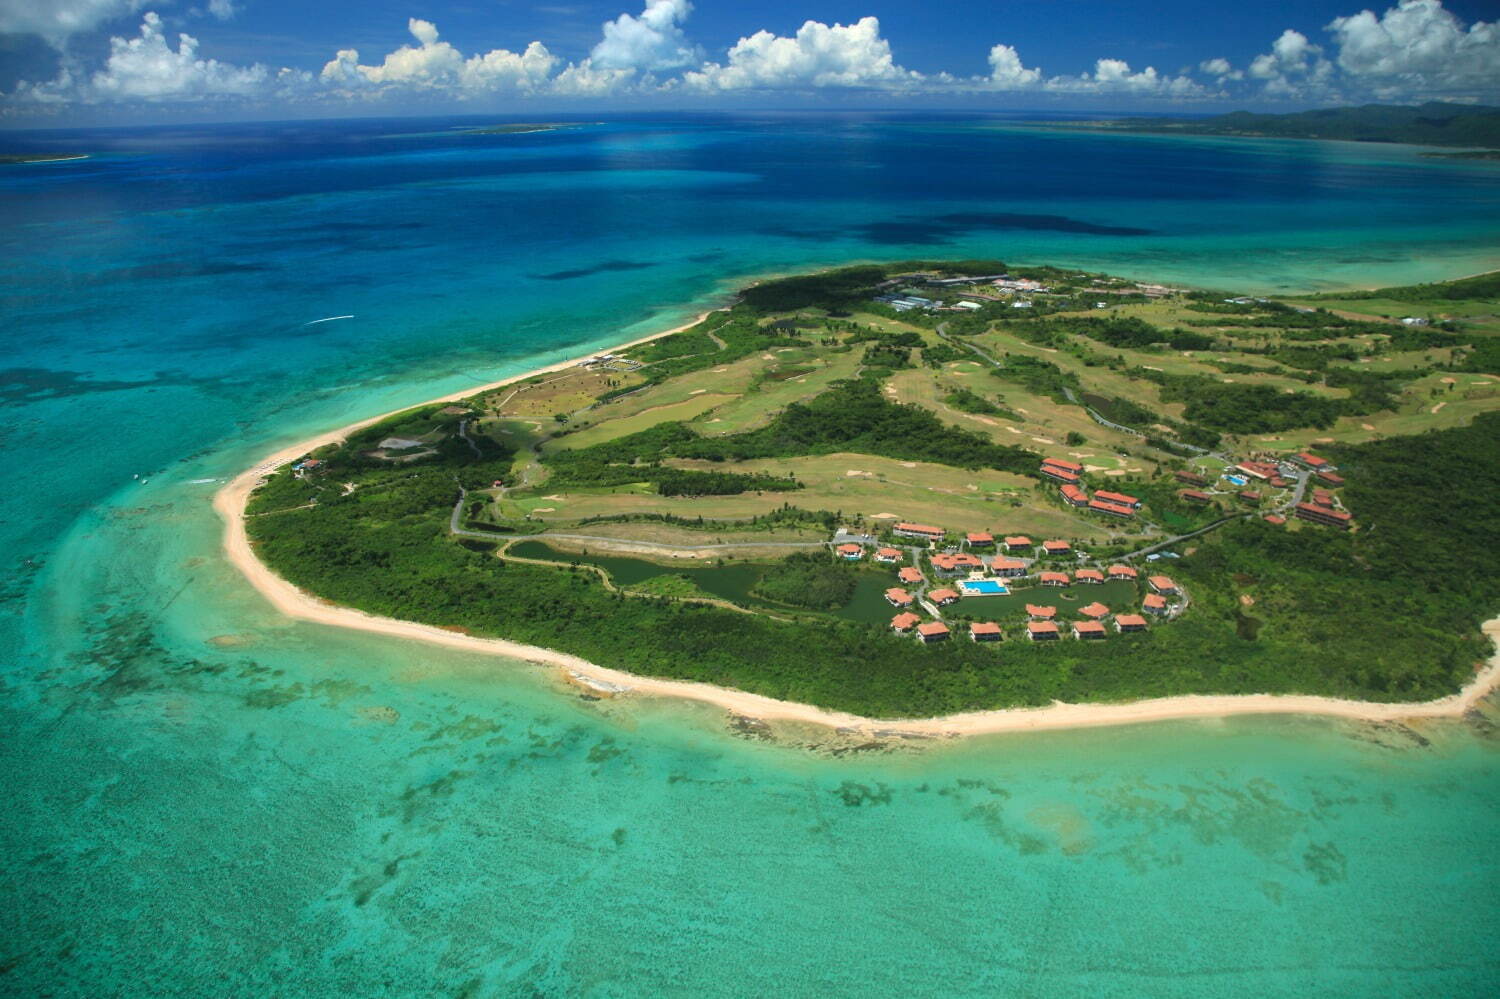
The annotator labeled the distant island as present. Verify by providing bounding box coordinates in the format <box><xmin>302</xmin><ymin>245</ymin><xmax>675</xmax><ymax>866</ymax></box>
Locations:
<box><xmin>0</xmin><ymin>153</ymin><xmax>89</xmax><ymax>165</ymax></box>
<box><xmin>457</xmin><ymin>123</ymin><xmax>582</xmax><ymax>135</ymax></box>
<box><xmin>1066</xmin><ymin>102</ymin><xmax>1500</xmax><ymax>151</ymax></box>
<box><xmin>224</xmin><ymin>262</ymin><xmax>1500</xmax><ymax>730</ymax></box>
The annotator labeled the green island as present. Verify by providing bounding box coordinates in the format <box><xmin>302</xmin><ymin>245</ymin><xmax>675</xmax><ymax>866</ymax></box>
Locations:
<box><xmin>243</xmin><ymin>261</ymin><xmax>1500</xmax><ymax>718</ymax></box>
<box><xmin>1065</xmin><ymin>101</ymin><xmax>1500</xmax><ymax>153</ymax></box>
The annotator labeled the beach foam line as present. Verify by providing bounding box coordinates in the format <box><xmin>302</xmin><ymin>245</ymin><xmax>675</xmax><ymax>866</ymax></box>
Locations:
<box><xmin>216</xmin><ymin>311</ymin><xmax>1500</xmax><ymax>740</ymax></box>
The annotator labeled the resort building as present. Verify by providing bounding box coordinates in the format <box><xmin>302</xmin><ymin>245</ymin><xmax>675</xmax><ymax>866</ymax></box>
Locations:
<box><xmin>1040</xmin><ymin>457</ymin><xmax>1084</xmax><ymax>483</ymax></box>
<box><xmin>1264</xmin><ymin>514</ymin><xmax>1286</xmax><ymax>525</ymax></box>
<box><xmin>1003</xmin><ymin>535</ymin><xmax>1032</xmax><ymax>552</ymax></box>
<box><xmin>835</xmin><ymin>543</ymin><xmax>864</xmax><ymax>560</ymax></box>
<box><xmin>965</xmin><ymin>532</ymin><xmax>995</xmax><ymax>548</ymax></box>
<box><xmin>1060</xmin><ymin>483</ymin><xmax>1090</xmax><ymax>507</ymax></box>
<box><xmin>1107</xmin><ymin>565</ymin><xmax>1138</xmax><ymax>580</ymax></box>
<box><xmin>893</xmin><ymin>522</ymin><xmax>946</xmax><ymax>542</ymax></box>
<box><xmin>1269</xmin><ymin>475</ymin><xmax>1293</xmax><ymax>488</ymax></box>
<box><xmin>898</xmin><ymin>566</ymin><xmax>924</xmax><ymax>584</ymax></box>
<box><xmin>929</xmin><ymin>588</ymin><xmax>961</xmax><ymax>606</ymax></box>
<box><xmin>891</xmin><ymin>612</ymin><xmax>921</xmax><ymax>633</ymax></box>
<box><xmin>1026</xmin><ymin>604</ymin><xmax>1057</xmax><ymax>620</ymax></box>
<box><xmin>1088</xmin><ymin>498</ymin><xmax>1135</xmax><ymax>518</ymax></box>
<box><xmin>1074</xmin><ymin>568</ymin><xmax>1104</xmax><ymax>584</ymax></box>
<box><xmin>969</xmin><ymin>622</ymin><xmax>1003</xmax><ymax>643</ymax></box>
<box><xmin>1042</xmin><ymin>540</ymin><xmax>1072</xmax><ymax>556</ymax></box>
<box><xmin>1316</xmin><ymin>470</ymin><xmax>1345</xmax><ymax>486</ymax></box>
<box><xmin>1311</xmin><ymin>489</ymin><xmax>1337</xmax><ymax>508</ymax></box>
<box><xmin>1291</xmin><ymin>452</ymin><xmax>1335</xmax><ymax>472</ymax></box>
<box><xmin>1028</xmin><ymin>620</ymin><xmax>1061</xmax><ymax>641</ymax></box>
<box><xmin>1235</xmin><ymin>460</ymin><xmax>1279</xmax><ymax>481</ymax></box>
<box><xmin>1148</xmin><ymin>575</ymin><xmax>1180</xmax><ymax>595</ymax></box>
<box><xmin>885</xmin><ymin>588</ymin><xmax>914</xmax><ymax>608</ymax></box>
<box><xmin>1073</xmin><ymin>620</ymin><xmax>1107</xmax><ymax>640</ymax></box>
<box><xmin>1174</xmin><ymin>470</ymin><xmax>1209</xmax><ymax>487</ymax></box>
<box><xmin>1040</xmin><ymin>571</ymin><xmax>1070</xmax><ymax>587</ymax></box>
<box><xmin>874</xmin><ymin>547</ymin><xmax>904</xmax><ymax>564</ymax></box>
<box><xmin>917</xmin><ymin>621</ymin><xmax>951</xmax><ymax>644</ymax></box>
<box><xmin>1079</xmin><ymin>602</ymin><xmax>1110</xmax><ymax>620</ymax></box>
<box><xmin>1115</xmin><ymin>613</ymin><xmax>1148</xmax><ymax>633</ymax></box>
<box><xmin>1143</xmin><ymin>594</ymin><xmax>1169</xmax><ymax>616</ymax></box>
<box><xmin>1238</xmin><ymin>490</ymin><xmax>1260</xmax><ymax>504</ymax></box>
<box><xmin>1179</xmin><ymin>489</ymin><xmax>1213</xmax><ymax>504</ymax></box>
<box><xmin>1294</xmin><ymin>502</ymin><xmax>1353</xmax><ymax>529</ymax></box>
<box><xmin>1093</xmin><ymin>490</ymin><xmax>1141</xmax><ymax>510</ymax></box>
<box><xmin>991</xmin><ymin>557</ymin><xmax>1027</xmax><ymax>578</ymax></box>
<box><xmin>931</xmin><ymin>552</ymin><xmax>985</xmax><ymax>576</ymax></box>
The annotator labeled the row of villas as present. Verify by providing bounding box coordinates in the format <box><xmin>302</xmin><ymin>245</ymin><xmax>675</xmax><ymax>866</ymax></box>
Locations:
<box><xmin>1042</xmin><ymin>457</ymin><xmax>1141</xmax><ymax>519</ymax></box>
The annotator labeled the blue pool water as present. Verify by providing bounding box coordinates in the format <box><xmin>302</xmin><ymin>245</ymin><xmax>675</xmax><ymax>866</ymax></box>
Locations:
<box><xmin>1225</xmin><ymin>474</ymin><xmax>1249</xmax><ymax>486</ymax></box>
<box><xmin>1</xmin><ymin>113</ymin><xmax>1498</xmax><ymax>996</ymax></box>
<box><xmin>961</xmin><ymin>579</ymin><xmax>1010</xmax><ymax>595</ymax></box>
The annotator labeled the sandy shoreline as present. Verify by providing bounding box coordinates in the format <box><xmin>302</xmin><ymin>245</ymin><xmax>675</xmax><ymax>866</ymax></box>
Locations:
<box><xmin>215</xmin><ymin>311</ymin><xmax>1500</xmax><ymax>739</ymax></box>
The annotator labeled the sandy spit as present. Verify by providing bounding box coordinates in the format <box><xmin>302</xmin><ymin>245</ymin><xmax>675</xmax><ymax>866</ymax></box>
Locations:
<box><xmin>216</xmin><ymin>313</ymin><xmax>1500</xmax><ymax>739</ymax></box>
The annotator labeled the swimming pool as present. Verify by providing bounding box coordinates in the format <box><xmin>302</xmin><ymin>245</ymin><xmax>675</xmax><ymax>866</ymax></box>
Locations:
<box><xmin>1224</xmin><ymin>474</ymin><xmax>1248</xmax><ymax>486</ymax></box>
<box><xmin>960</xmin><ymin>579</ymin><xmax>1009</xmax><ymax>596</ymax></box>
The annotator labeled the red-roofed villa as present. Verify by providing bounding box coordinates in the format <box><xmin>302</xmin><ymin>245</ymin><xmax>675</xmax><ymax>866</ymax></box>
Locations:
<box><xmin>970</xmin><ymin>621</ymin><xmax>1003</xmax><ymax>643</ymax></box>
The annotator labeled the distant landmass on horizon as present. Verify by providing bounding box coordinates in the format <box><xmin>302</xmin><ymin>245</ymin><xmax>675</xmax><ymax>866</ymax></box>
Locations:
<box><xmin>1071</xmin><ymin>101</ymin><xmax>1500</xmax><ymax>150</ymax></box>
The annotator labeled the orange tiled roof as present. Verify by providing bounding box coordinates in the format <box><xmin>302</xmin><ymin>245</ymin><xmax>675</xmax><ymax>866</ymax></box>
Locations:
<box><xmin>1042</xmin><ymin>457</ymin><xmax>1084</xmax><ymax>472</ymax></box>
<box><xmin>1026</xmin><ymin>604</ymin><xmax>1057</xmax><ymax>619</ymax></box>
<box><xmin>970</xmin><ymin>622</ymin><xmax>1002</xmax><ymax>637</ymax></box>
<box><xmin>1080</xmin><ymin>602</ymin><xmax>1110</xmax><ymax>619</ymax></box>
<box><xmin>1107</xmin><ymin>565</ymin><xmax>1137</xmax><ymax>578</ymax></box>
<box><xmin>1115</xmin><ymin>614</ymin><xmax>1148</xmax><ymax>628</ymax></box>
<box><xmin>1040</xmin><ymin>571</ymin><xmax>1070</xmax><ymax>584</ymax></box>
<box><xmin>1028</xmin><ymin>620</ymin><xmax>1059</xmax><ymax>635</ymax></box>
<box><xmin>917</xmin><ymin>621</ymin><xmax>950</xmax><ymax>638</ymax></box>
<box><xmin>891</xmin><ymin>612</ymin><xmax>921</xmax><ymax>630</ymax></box>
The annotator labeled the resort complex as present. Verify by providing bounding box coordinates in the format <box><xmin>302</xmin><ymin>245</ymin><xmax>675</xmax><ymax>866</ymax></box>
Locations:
<box><xmin>240</xmin><ymin>260</ymin><xmax>1499</xmax><ymax>719</ymax></box>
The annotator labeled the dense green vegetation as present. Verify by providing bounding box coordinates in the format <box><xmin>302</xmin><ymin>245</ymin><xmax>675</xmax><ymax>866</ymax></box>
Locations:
<box><xmin>1091</xmin><ymin>102</ymin><xmax>1500</xmax><ymax>148</ymax></box>
<box><xmin>751</xmin><ymin>552</ymin><xmax>858</xmax><ymax>610</ymax></box>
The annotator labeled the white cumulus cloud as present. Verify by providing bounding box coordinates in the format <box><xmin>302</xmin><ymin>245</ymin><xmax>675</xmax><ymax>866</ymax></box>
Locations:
<box><xmin>683</xmin><ymin>17</ymin><xmax>920</xmax><ymax>90</ymax></box>
<box><xmin>1045</xmin><ymin>57</ymin><xmax>1207</xmax><ymax>96</ymax></box>
<box><xmin>1199</xmin><ymin>57</ymin><xmax>1242</xmax><ymax>82</ymax></box>
<box><xmin>986</xmin><ymin>44</ymin><xmax>1042</xmax><ymax>88</ymax></box>
<box><xmin>589</xmin><ymin>0</ymin><xmax>699</xmax><ymax>72</ymax></box>
<box><xmin>88</xmin><ymin>11</ymin><xmax>273</xmax><ymax>99</ymax></box>
<box><xmin>319</xmin><ymin>18</ymin><xmax>558</xmax><ymax>95</ymax></box>
<box><xmin>1246</xmin><ymin>29</ymin><xmax>1335</xmax><ymax>97</ymax></box>
<box><xmin>1328</xmin><ymin>0</ymin><xmax>1499</xmax><ymax>97</ymax></box>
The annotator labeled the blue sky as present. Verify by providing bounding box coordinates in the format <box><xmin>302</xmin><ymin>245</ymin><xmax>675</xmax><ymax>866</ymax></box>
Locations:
<box><xmin>2</xmin><ymin>1</ymin><xmax>1498</xmax><ymax>123</ymax></box>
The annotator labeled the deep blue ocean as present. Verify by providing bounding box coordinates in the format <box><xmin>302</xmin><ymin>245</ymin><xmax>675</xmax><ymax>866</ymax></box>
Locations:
<box><xmin>2</xmin><ymin>113</ymin><xmax>1497</xmax><ymax>996</ymax></box>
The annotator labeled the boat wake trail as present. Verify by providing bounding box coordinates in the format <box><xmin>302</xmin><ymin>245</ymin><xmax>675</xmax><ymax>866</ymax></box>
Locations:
<box><xmin>302</xmin><ymin>315</ymin><xmax>355</xmax><ymax>327</ymax></box>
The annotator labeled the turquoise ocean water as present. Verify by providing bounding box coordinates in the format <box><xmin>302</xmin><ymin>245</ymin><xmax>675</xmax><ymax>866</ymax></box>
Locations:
<box><xmin>2</xmin><ymin>114</ymin><xmax>1497</xmax><ymax>996</ymax></box>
